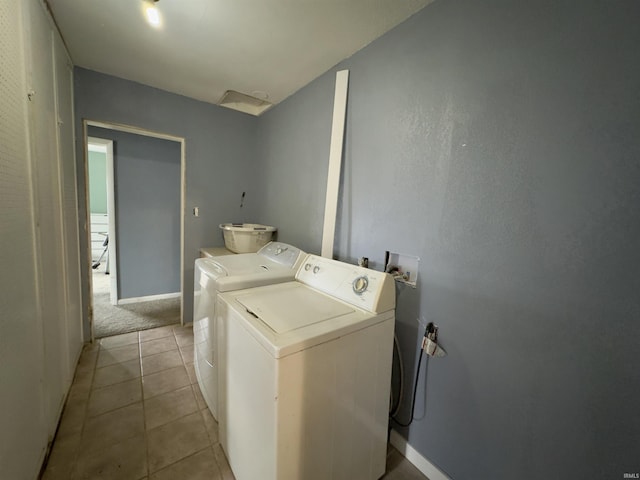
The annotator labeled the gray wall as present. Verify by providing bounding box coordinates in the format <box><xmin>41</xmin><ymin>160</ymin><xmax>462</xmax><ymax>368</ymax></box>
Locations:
<box><xmin>88</xmin><ymin>126</ymin><xmax>181</xmax><ymax>298</ymax></box>
<box><xmin>254</xmin><ymin>77</ymin><xmax>333</xmax><ymax>252</ymax></box>
<box><xmin>255</xmin><ymin>0</ymin><xmax>640</xmax><ymax>478</ymax></box>
<box><xmin>75</xmin><ymin>68</ymin><xmax>259</xmax><ymax>336</ymax></box>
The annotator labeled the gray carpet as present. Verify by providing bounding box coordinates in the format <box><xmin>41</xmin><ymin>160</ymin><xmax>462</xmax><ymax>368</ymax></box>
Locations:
<box><xmin>92</xmin><ymin>267</ymin><xmax>180</xmax><ymax>338</ymax></box>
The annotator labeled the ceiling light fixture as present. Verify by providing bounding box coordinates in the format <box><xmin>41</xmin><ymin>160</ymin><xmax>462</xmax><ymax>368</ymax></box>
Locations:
<box><xmin>144</xmin><ymin>0</ymin><xmax>161</xmax><ymax>28</ymax></box>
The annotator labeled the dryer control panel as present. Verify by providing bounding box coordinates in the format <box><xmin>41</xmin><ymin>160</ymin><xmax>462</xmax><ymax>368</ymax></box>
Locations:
<box><xmin>258</xmin><ymin>242</ymin><xmax>306</xmax><ymax>268</ymax></box>
<box><xmin>296</xmin><ymin>255</ymin><xmax>395</xmax><ymax>313</ymax></box>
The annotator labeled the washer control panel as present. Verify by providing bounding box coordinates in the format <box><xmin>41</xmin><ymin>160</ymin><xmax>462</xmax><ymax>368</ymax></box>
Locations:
<box><xmin>296</xmin><ymin>255</ymin><xmax>395</xmax><ymax>313</ymax></box>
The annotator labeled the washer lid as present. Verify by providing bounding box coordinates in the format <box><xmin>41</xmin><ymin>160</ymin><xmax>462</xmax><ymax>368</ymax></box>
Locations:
<box><xmin>237</xmin><ymin>284</ymin><xmax>354</xmax><ymax>333</ymax></box>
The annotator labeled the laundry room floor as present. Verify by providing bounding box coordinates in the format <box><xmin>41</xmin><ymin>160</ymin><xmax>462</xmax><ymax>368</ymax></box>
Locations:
<box><xmin>41</xmin><ymin>325</ymin><xmax>429</xmax><ymax>480</ymax></box>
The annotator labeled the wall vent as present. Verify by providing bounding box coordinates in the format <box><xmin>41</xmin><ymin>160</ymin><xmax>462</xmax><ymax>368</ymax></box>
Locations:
<box><xmin>218</xmin><ymin>90</ymin><xmax>273</xmax><ymax>116</ymax></box>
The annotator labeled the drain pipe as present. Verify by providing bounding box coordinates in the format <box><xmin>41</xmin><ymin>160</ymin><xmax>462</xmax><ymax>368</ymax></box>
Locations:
<box><xmin>321</xmin><ymin>69</ymin><xmax>349</xmax><ymax>258</ymax></box>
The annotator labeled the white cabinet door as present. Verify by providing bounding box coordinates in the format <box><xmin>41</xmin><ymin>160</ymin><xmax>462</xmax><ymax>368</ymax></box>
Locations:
<box><xmin>53</xmin><ymin>29</ymin><xmax>83</xmax><ymax>379</ymax></box>
<box><xmin>25</xmin><ymin>0</ymin><xmax>69</xmax><ymax>440</ymax></box>
<box><xmin>0</xmin><ymin>0</ymin><xmax>47</xmax><ymax>478</ymax></box>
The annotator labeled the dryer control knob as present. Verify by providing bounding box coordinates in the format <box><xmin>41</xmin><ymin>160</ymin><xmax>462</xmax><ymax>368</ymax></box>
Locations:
<box><xmin>352</xmin><ymin>275</ymin><xmax>369</xmax><ymax>294</ymax></box>
<box><xmin>313</xmin><ymin>266</ymin><xmax>320</xmax><ymax>274</ymax></box>
<box><xmin>305</xmin><ymin>263</ymin><xmax>311</xmax><ymax>271</ymax></box>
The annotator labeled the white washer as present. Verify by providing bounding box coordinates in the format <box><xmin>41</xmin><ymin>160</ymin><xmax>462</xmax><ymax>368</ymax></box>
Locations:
<box><xmin>193</xmin><ymin>241</ymin><xmax>306</xmax><ymax>420</ymax></box>
<box><xmin>218</xmin><ymin>255</ymin><xmax>396</xmax><ymax>480</ymax></box>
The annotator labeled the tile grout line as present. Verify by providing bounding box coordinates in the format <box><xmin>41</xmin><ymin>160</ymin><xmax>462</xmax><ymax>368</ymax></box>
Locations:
<box><xmin>139</xmin><ymin>330</ymin><xmax>153</xmax><ymax>480</ymax></box>
<box><xmin>142</xmin><ymin>327</ymin><xmax>206</xmax><ymax>477</ymax></box>
<box><xmin>70</xmin><ymin>340</ymin><xmax>102</xmax><ymax>479</ymax></box>
<box><xmin>177</xmin><ymin>326</ymin><xmax>229</xmax><ymax>478</ymax></box>
<box><xmin>145</xmin><ymin>327</ymin><xmax>187</xmax><ymax>476</ymax></box>
<box><xmin>88</xmin><ymin>331</ymin><xmax>146</xmax><ymax>479</ymax></box>
<box><xmin>87</xmin><ymin>340</ymin><xmax>142</xmax><ymax>418</ymax></box>
<box><xmin>96</xmin><ymin>336</ymin><xmax>178</xmax><ymax>390</ymax></box>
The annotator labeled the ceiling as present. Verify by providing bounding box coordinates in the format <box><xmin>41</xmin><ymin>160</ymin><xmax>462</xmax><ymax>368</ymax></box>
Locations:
<box><xmin>48</xmin><ymin>0</ymin><xmax>433</xmax><ymax>113</ymax></box>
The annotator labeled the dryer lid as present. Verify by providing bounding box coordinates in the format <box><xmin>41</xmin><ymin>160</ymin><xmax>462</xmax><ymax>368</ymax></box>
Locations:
<box><xmin>236</xmin><ymin>284</ymin><xmax>354</xmax><ymax>334</ymax></box>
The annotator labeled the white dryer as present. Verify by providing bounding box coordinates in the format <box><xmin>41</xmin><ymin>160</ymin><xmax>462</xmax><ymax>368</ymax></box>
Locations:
<box><xmin>193</xmin><ymin>241</ymin><xmax>306</xmax><ymax>420</ymax></box>
<box><xmin>217</xmin><ymin>255</ymin><xmax>396</xmax><ymax>480</ymax></box>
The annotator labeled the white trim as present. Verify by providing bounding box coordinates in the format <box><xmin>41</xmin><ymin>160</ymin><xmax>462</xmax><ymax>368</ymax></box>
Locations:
<box><xmin>389</xmin><ymin>429</ymin><xmax>451</xmax><ymax>480</ymax></box>
<box><xmin>321</xmin><ymin>69</ymin><xmax>349</xmax><ymax>259</ymax></box>
<box><xmin>179</xmin><ymin>140</ymin><xmax>185</xmax><ymax>326</ymax></box>
<box><xmin>117</xmin><ymin>292</ymin><xmax>181</xmax><ymax>305</ymax></box>
<box><xmin>88</xmin><ymin>143</ymin><xmax>107</xmax><ymax>153</ymax></box>
<box><xmin>82</xmin><ymin>122</ymin><xmax>95</xmax><ymax>344</ymax></box>
<box><xmin>105</xmin><ymin>140</ymin><xmax>117</xmax><ymax>305</ymax></box>
<box><xmin>87</xmin><ymin>137</ymin><xmax>111</xmax><ymax>148</ymax></box>
<box><xmin>87</xmin><ymin>120</ymin><xmax>184</xmax><ymax>143</ymax></box>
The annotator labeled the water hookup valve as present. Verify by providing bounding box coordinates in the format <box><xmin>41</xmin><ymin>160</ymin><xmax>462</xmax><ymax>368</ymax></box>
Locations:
<box><xmin>422</xmin><ymin>322</ymin><xmax>447</xmax><ymax>357</ymax></box>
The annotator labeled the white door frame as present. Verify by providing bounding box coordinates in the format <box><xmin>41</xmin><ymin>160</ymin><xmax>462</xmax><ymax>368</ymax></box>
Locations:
<box><xmin>82</xmin><ymin>120</ymin><xmax>186</xmax><ymax>342</ymax></box>
<box><xmin>87</xmin><ymin>137</ymin><xmax>117</xmax><ymax>305</ymax></box>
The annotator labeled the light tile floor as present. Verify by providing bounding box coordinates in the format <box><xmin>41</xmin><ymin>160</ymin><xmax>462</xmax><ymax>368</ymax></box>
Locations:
<box><xmin>42</xmin><ymin>324</ymin><xmax>428</xmax><ymax>480</ymax></box>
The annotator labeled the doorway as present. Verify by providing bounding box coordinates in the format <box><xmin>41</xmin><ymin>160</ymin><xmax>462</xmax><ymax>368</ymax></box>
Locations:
<box><xmin>87</xmin><ymin>137</ymin><xmax>117</xmax><ymax>305</ymax></box>
<box><xmin>83</xmin><ymin>120</ymin><xmax>186</xmax><ymax>341</ymax></box>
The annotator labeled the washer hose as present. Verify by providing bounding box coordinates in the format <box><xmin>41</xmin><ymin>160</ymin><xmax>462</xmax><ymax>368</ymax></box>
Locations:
<box><xmin>390</xmin><ymin>325</ymin><xmax>428</xmax><ymax>427</ymax></box>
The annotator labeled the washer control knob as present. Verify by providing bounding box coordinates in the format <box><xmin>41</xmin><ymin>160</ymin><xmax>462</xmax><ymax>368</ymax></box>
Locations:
<box><xmin>352</xmin><ymin>275</ymin><xmax>369</xmax><ymax>294</ymax></box>
<box><xmin>304</xmin><ymin>263</ymin><xmax>311</xmax><ymax>271</ymax></box>
<box><xmin>313</xmin><ymin>266</ymin><xmax>320</xmax><ymax>274</ymax></box>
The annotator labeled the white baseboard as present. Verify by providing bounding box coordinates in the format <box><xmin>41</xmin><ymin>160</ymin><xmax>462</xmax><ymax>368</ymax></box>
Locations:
<box><xmin>389</xmin><ymin>429</ymin><xmax>451</xmax><ymax>480</ymax></box>
<box><xmin>117</xmin><ymin>292</ymin><xmax>180</xmax><ymax>305</ymax></box>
